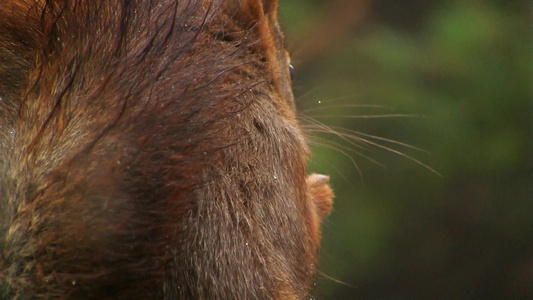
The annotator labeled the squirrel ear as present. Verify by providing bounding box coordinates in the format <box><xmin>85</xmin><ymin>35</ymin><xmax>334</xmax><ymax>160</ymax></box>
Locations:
<box><xmin>261</xmin><ymin>0</ymin><xmax>278</xmax><ymax>15</ymax></box>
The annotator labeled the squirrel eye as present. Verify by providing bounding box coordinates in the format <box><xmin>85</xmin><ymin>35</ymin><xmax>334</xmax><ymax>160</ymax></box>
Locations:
<box><xmin>289</xmin><ymin>64</ymin><xmax>295</xmax><ymax>80</ymax></box>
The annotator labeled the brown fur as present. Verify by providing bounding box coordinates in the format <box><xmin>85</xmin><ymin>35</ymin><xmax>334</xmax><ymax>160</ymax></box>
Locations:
<box><xmin>0</xmin><ymin>0</ymin><xmax>333</xmax><ymax>299</ymax></box>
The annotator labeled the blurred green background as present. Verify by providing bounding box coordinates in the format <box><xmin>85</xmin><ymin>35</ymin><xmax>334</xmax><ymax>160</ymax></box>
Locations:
<box><xmin>278</xmin><ymin>0</ymin><xmax>531</xmax><ymax>299</ymax></box>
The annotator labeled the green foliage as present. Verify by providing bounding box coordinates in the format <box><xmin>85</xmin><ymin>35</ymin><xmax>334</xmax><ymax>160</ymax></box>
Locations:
<box><xmin>282</xmin><ymin>0</ymin><xmax>531</xmax><ymax>299</ymax></box>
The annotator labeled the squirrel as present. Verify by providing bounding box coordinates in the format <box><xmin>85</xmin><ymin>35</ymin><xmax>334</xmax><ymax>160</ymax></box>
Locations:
<box><xmin>0</xmin><ymin>0</ymin><xmax>333</xmax><ymax>299</ymax></box>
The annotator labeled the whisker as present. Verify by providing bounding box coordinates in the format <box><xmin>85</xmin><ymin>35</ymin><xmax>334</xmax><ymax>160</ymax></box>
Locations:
<box><xmin>293</xmin><ymin>84</ymin><xmax>328</xmax><ymax>102</ymax></box>
<box><xmin>309</xmin><ymin>135</ymin><xmax>385</xmax><ymax>169</ymax></box>
<box><xmin>329</xmin><ymin>126</ymin><xmax>428</xmax><ymax>153</ymax></box>
<box><xmin>304</xmin><ymin>125</ymin><xmax>368</xmax><ymax>152</ymax></box>
<box><xmin>335</xmin><ymin>131</ymin><xmax>441</xmax><ymax>176</ymax></box>
<box><xmin>308</xmin><ymin>134</ymin><xmax>367</xmax><ymax>152</ymax></box>
<box><xmin>304</xmin><ymin>116</ymin><xmax>391</xmax><ymax>175</ymax></box>
<box><xmin>311</xmin><ymin>114</ymin><xmax>422</xmax><ymax>119</ymax></box>
<box><xmin>301</xmin><ymin>115</ymin><xmax>440</xmax><ymax>176</ymax></box>
<box><xmin>317</xmin><ymin>270</ymin><xmax>356</xmax><ymax>288</ymax></box>
<box><xmin>303</xmin><ymin>104</ymin><xmax>387</xmax><ymax>114</ymax></box>
<box><xmin>303</xmin><ymin>117</ymin><xmax>370</xmax><ymax>152</ymax></box>
<box><xmin>328</xmin><ymin>164</ymin><xmax>353</xmax><ymax>187</ymax></box>
<box><xmin>311</xmin><ymin>93</ymin><xmax>365</xmax><ymax>103</ymax></box>
<box><xmin>308</xmin><ymin>139</ymin><xmax>364</xmax><ymax>183</ymax></box>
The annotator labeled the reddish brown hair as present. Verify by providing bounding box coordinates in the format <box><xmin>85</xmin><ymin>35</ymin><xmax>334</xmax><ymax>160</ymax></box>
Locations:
<box><xmin>0</xmin><ymin>1</ymin><xmax>333</xmax><ymax>298</ymax></box>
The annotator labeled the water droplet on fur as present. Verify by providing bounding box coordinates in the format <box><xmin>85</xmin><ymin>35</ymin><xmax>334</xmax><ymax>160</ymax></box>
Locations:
<box><xmin>273</xmin><ymin>173</ymin><xmax>278</xmax><ymax>180</ymax></box>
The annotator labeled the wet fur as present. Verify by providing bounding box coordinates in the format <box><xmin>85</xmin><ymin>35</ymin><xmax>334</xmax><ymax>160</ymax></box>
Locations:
<box><xmin>0</xmin><ymin>0</ymin><xmax>333</xmax><ymax>299</ymax></box>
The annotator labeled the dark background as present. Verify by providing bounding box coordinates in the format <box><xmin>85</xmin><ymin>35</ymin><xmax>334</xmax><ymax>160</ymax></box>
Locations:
<box><xmin>278</xmin><ymin>0</ymin><xmax>531</xmax><ymax>299</ymax></box>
